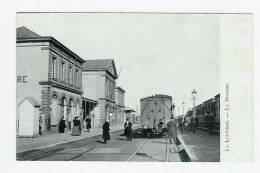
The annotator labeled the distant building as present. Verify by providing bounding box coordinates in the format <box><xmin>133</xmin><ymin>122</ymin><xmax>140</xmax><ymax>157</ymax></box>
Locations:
<box><xmin>124</xmin><ymin>106</ymin><xmax>136</xmax><ymax>123</ymax></box>
<box><xmin>140</xmin><ymin>94</ymin><xmax>172</xmax><ymax>128</ymax></box>
<box><xmin>16</xmin><ymin>26</ymin><xmax>85</xmax><ymax>134</ymax></box>
<box><xmin>82</xmin><ymin>59</ymin><xmax>118</xmax><ymax>127</ymax></box>
<box><xmin>115</xmin><ymin>86</ymin><xmax>126</xmax><ymax>124</ymax></box>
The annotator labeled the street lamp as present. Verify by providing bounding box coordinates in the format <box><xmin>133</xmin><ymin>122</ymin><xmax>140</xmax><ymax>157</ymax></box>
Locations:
<box><xmin>191</xmin><ymin>89</ymin><xmax>197</xmax><ymax>118</ymax></box>
<box><xmin>182</xmin><ymin>102</ymin><xmax>185</xmax><ymax>116</ymax></box>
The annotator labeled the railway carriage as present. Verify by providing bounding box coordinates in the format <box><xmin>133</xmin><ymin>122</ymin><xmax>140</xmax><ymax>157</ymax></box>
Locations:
<box><xmin>140</xmin><ymin>94</ymin><xmax>173</xmax><ymax>137</ymax></box>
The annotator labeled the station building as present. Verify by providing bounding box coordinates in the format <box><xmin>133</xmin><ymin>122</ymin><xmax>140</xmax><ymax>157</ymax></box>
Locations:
<box><xmin>82</xmin><ymin>59</ymin><xmax>119</xmax><ymax>127</ymax></box>
<box><xmin>16</xmin><ymin>26</ymin><xmax>85</xmax><ymax>134</ymax></box>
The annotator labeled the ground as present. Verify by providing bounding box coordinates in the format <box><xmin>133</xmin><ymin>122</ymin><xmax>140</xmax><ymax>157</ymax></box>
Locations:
<box><xmin>17</xmin><ymin>129</ymin><xmax>219</xmax><ymax>162</ymax></box>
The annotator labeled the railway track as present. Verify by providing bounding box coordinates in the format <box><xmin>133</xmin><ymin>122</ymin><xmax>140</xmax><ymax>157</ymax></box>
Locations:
<box><xmin>18</xmin><ymin>128</ymin><xmax>142</xmax><ymax>161</ymax></box>
<box><xmin>18</xmin><ymin>128</ymin><xmax>191</xmax><ymax>162</ymax></box>
<box><xmin>125</xmin><ymin>138</ymin><xmax>149</xmax><ymax>161</ymax></box>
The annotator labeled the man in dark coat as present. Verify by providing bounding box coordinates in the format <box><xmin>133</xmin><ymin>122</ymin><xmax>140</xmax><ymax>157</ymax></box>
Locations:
<box><xmin>103</xmin><ymin>120</ymin><xmax>110</xmax><ymax>144</ymax></box>
<box><xmin>86</xmin><ymin>117</ymin><xmax>91</xmax><ymax>132</ymax></box>
<box><xmin>157</xmin><ymin>119</ymin><xmax>164</xmax><ymax>135</ymax></box>
<box><xmin>124</xmin><ymin>118</ymin><xmax>133</xmax><ymax>141</ymax></box>
<box><xmin>58</xmin><ymin>116</ymin><xmax>66</xmax><ymax>133</ymax></box>
<box><xmin>39</xmin><ymin>116</ymin><xmax>43</xmax><ymax>135</ymax></box>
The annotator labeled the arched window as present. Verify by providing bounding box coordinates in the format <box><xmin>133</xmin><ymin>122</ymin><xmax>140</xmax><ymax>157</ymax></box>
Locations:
<box><xmin>60</xmin><ymin>97</ymin><xmax>67</xmax><ymax>120</ymax></box>
<box><xmin>51</xmin><ymin>96</ymin><xmax>58</xmax><ymax>125</ymax></box>
<box><xmin>68</xmin><ymin>99</ymin><xmax>74</xmax><ymax>121</ymax></box>
<box><xmin>75</xmin><ymin>100</ymin><xmax>80</xmax><ymax>117</ymax></box>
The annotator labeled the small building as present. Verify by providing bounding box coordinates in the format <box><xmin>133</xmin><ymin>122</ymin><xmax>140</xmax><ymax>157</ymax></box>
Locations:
<box><xmin>124</xmin><ymin>106</ymin><xmax>136</xmax><ymax>123</ymax></box>
<box><xmin>16</xmin><ymin>26</ymin><xmax>85</xmax><ymax>134</ymax></box>
<box><xmin>18</xmin><ymin>97</ymin><xmax>41</xmax><ymax>137</ymax></box>
<box><xmin>82</xmin><ymin>59</ymin><xmax>118</xmax><ymax>127</ymax></box>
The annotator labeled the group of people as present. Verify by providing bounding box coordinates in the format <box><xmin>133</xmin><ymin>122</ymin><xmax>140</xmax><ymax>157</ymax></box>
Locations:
<box><xmin>56</xmin><ymin>116</ymin><xmax>92</xmax><ymax>136</ymax></box>
<box><xmin>124</xmin><ymin>118</ymin><xmax>133</xmax><ymax>141</ymax></box>
<box><xmin>101</xmin><ymin>118</ymin><xmax>133</xmax><ymax>144</ymax></box>
<box><xmin>174</xmin><ymin>116</ymin><xmax>199</xmax><ymax>133</ymax></box>
<box><xmin>175</xmin><ymin>114</ymin><xmax>215</xmax><ymax>136</ymax></box>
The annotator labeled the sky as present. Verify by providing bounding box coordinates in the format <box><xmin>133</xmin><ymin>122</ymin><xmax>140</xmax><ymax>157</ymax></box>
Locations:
<box><xmin>17</xmin><ymin>13</ymin><xmax>220</xmax><ymax>114</ymax></box>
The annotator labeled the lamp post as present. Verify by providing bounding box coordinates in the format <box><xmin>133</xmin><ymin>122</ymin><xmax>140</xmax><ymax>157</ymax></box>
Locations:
<box><xmin>182</xmin><ymin>102</ymin><xmax>185</xmax><ymax>116</ymax></box>
<box><xmin>191</xmin><ymin>89</ymin><xmax>197</xmax><ymax>119</ymax></box>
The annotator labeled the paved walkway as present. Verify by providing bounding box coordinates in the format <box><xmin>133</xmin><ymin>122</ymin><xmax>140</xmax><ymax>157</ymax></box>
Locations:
<box><xmin>180</xmin><ymin>130</ymin><xmax>220</xmax><ymax>162</ymax></box>
<box><xmin>17</xmin><ymin>123</ymin><xmax>140</xmax><ymax>153</ymax></box>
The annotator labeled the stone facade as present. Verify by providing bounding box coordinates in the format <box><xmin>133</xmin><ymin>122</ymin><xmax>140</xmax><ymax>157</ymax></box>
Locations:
<box><xmin>115</xmin><ymin>86</ymin><xmax>126</xmax><ymax>124</ymax></box>
<box><xmin>82</xmin><ymin>59</ymin><xmax>118</xmax><ymax>127</ymax></box>
<box><xmin>16</xmin><ymin>27</ymin><xmax>85</xmax><ymax>134</ymax></box>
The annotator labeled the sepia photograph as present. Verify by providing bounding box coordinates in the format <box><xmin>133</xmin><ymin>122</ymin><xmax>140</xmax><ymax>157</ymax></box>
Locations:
<box><xmin>15</xmin><ymin>12</ymin><xmax>251</xmax><ymax>162</ymax></box>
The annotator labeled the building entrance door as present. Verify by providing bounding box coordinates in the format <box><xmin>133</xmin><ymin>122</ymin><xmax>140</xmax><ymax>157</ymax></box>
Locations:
<box><xmin>60</xmin><ymin>97</ymin><xmax>67</xmax><ymax>120</ymax></box>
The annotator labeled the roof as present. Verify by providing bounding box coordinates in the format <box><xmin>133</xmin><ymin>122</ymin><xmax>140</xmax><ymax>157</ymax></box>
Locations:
<box><xmin>18</xmin><ymin>97</ymin><xmax>41</xmax><ymax>108</ymax></box>
<box><xmin>17</xmin><ymin>26</ymin><xmax>41</xmax><ymax>39</ymax></box>
<box><xmin>140</xmin><ymin>94</ymin><xmax>172</xmax><ymax>101</ymax></box>
<box><xmin>203</xmin><ymin>98</ymin><xmax>214</xmax><ymax>104</ymax></box>
<box><xmin>82</xmin><ymin>97</ymin><xmax>98</xmax><ymax>104</ymax></box>
<box><xmin>82</xmin><ymin>59</ymin><xmax>118</xmax><ymax>79</ymax></box>
<box><xmin>82</xmin><ymin>59</ymin><xmax>113</xmax><ymax>70</ymax></box>
<box><xmin>16</xmin><ymin>26</ymin><xmax>85</xmax><ymax>63</ymax></box>
<box><xmin>124</xmin><ymin>106</ymin><xmax>136</xmax><ymax>112</ymax></box>
<box><xmin>115</xmin><ymin>86</ymin><xmax>125</xmax><ymax>93</ymax></box>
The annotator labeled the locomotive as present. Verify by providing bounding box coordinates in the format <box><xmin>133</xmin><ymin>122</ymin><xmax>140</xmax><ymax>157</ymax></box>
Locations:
<box><xmin>140</xmin><ymin>94</ymin><xmax>173</xmax><ymax>137</ymax></box>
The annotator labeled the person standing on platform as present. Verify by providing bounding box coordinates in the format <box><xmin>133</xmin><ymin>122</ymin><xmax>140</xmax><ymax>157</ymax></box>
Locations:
<box><xmin>103</xmin><ymin>120</ymin><xmax>110</xmax><ymax>144</ymax></box>
<box><xmin>178</xmin><ymin>117</ymin><xmax>184</xmax><ymax>133</ymax></box>
<box><xmin>71</xmin><ymin>116</ymin><xmax>81</xmax><ymax>136</ymax></box>
<box><xmin>86</xmin><ymin>116</ymin><xmax>91</xmax><ymax>132</ymax></box>
<box><xmin>167</xmin><ymin>116</ymin><xmax>180</xmax><ymax>151</ymax></box>
<box><xmin>195</xmin><ymin>116</ymin><xmax>199</xmax><ymax>132</ymax></box>
<box><xmin>208</xmin><ymin>113</ymin><xmax>214</xmax><ymax>136</ymax></box>
<box><xmin>157</xmin><ymin>119</ymin><xmax>164</xmax><ymax>135</ymax></box>
<box><xmin>124</xmin><ymin>118</ymin><xmax>133</xmax><ymax>141</ymax></box>
<box><xmin>39</xmin><ymin>115</ymin><xmax>43</xmax><ymax>135</ymax></box>
<box><xmin>58</xmin><ymin>116</ymin><xmax>66</xmax><ymax>133</ymax></box>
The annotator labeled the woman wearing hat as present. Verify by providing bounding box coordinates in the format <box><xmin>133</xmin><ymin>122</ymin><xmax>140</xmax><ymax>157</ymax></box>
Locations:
<box><xmin>71</xmin><ymin>116</ymin><xmax>81</xmax><ymax>136</ymax></box>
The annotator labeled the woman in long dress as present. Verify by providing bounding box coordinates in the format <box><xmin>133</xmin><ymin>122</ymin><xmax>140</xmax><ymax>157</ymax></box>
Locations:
<box><xmin>71</xmin><ymin>117</ymin><xmax>81</xmax><ymax>136</ymax></box>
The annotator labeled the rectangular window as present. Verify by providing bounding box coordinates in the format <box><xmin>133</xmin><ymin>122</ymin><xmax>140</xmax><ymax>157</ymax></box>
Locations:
<box><xmin>106</xmin><ymin>78</ymin><xmax>108</xmax><ymax>98</ymax></box>
<box><xmin>61</xmin><ymin>61</ymin><xmax>66</xmax><ymax>81</ymax></box>
<box><xmin>75</xmin><ymin>69</ymin><xmax>79</xmax><ymax>87</ymax></box>
<box><xmin>51</xmin><ymin>57</ymin><xmax>57</xmax><ymax>79</ymax></box>
<box><xmin>69</xmin><ymin>66</ymin><xmax>73</xmax><ymax>84</ymax></box>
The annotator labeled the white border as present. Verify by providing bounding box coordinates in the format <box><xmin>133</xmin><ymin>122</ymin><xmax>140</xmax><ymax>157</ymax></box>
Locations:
<box><xmin>0</xmin><ymin>0</ymin><xmax>259</xmax><ymax>173</ymax></box>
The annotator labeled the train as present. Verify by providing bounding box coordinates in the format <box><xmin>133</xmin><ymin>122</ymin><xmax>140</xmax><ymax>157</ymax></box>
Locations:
<box><xmin>140</xmin><ymin>94</ymin><xmax>173</xmax><ymax>137</ymax></box>
<box><xmin>185</xmin><ymin>94</ymin><xmax>220</xmax><ymax>134</ymax></box>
